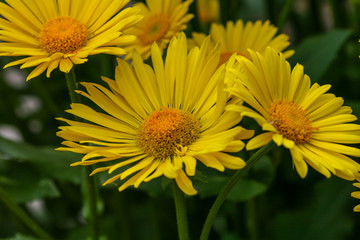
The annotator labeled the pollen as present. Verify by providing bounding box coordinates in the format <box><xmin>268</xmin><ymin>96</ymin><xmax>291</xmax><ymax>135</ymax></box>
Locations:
<box><xmin>136</xmin><ymin>107</ymin><xmax>201</xmax><ymax>159</ymax></box>
<box><xmin>138</xmin><ymin>14</ymin><xmax>169</xmax><ymax>45</ymax></box>
<box><xmin>269</xmin><ymin>100</ymin><xmax>316</xmax><ymax>144</ymax></box>
<box><xmin>39</xmin><ymin>16</ymin><xmax>88</xmax><ymax>54</ymax></box>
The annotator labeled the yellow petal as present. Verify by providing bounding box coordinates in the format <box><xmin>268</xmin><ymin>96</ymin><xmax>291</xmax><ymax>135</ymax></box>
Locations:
<box><xmin>26</xmin><ymin>62</ymin><xmax>49</xmax><ymax>80</ymax></box>
<box><xmin>272</xmin><ymin>134</ymin><xmax>283</xmax><ymax>146</ymax></box>
<box><xmin>196</xmin><ymin>153</ymin><xmax>225</xmax><ymax>171</ymax></box>
<box><xmin>182</xmin><ymin>155</ymin><xmax>196</xmax><ymax>176</ymax></box>
<box><xmin>175</xmin><ymin>169</ymin><xmax>197</xmax><ymax>196</ymax></box>
<box><xmin>59</xmin><ymin>58</ymin><xmax>73</xmax><ymax>73</ymax></box>
<box><xmin>290</xmin><ymin>147</ymin><xmax>308</xmax><ymax>178</ymax></box>
<box><xmin>213</xmin><ymin>152</ymin><xmax>245</xmax><ymax>169</ymax></box>
<box><xmin>246</xmin><ymin>132</ymin><xmax>273</xmax><ymax>150</ymax></box>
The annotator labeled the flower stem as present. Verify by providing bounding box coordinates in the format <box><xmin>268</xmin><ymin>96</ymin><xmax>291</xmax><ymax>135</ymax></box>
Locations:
<box><xmin>200</xmin><ymin>142</ymin><xmax>275</xmax><ymax>240</ymax></box>
<box><xmin>277</xmin><ymin>0</ymin><xmax>295</xmax><ymax>31</ymax></box>
<box><xmin>0</xmin><ymin>186</ymin><xmax>53</xmax><ymax>240</ymax></box>
<box><xmin>246</xmin><ymin>198</ymin><xmax>258</xmax><ymax>240</ymax></box>
<box><xmin>65</xmin><ymin>69</ymin><xmax>99</xmax><ymax>240</ymax></box>
<box><xmin>65</xmin><ymin>69</ymin><xmax>81</xmax><ymax>105</ymax></box>
<box><xmin>172</xmin><ymin>181</ymin><xmax>190</xmax><ymax>240</ymax></box>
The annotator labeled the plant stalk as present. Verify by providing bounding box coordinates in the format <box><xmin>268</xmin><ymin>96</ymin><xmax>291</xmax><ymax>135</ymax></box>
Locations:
<box><xmin>200</xmin><ymin>142</ymin><xmax>275</xmax><ymax>240</ymax></box>
<box><xmin>0</xmin><ymin>186</ymin><xmax>53</xmax><ymax>240</ymax></box>
<box><xmin>173</xmin><ymin>182</ymin><xmax>190</xmax><ymax>240</ymax></box>
<box><xmin>65</xmin><ymin>69</ymin><xmax>99</xmax><ymax>240</ymax></box>
<box><xmin>277</xmin><ymin>0</ymin><xmax>295</xmax><ymax>31</ymax></box>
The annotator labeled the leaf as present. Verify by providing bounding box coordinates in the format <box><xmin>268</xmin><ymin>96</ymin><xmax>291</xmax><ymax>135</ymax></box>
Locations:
<box><xmin>290</xmin><ymin>29</ymin><xmax>352</xmax><ymax>83</ymax></box>
<box><xmin>250</xmin><ymin>155</ymin><xmax>275</xmax><ymax>185</ymax></box>
<box><xmin>196</xmin><ymin>173</ymin><xmax>267</xmax><ymax>202</ymax></box>
<box><xmin>0</xmin><ymin>137</ymin><xmax>81</xmax><ymax>184</ymax></box>
<box><xmin>220</xmin><ymin>233</ymin><xmax>244</xmax><ymax>240</ymax></box>
<box><xmin>6</xmin><ymin>233</ymin><xmax>41</xmax><ymax>240</ymax></box>
<box><xmin>227</xmin><ymin>179</ymin><xmax>267</xmax><ymax>202</ymax></box>
<box><xmin>269</xmin><ymin>178</ymin><xmax>354</xmax><ymax>240</ymax></box>
<box><xmin>0</xmin><ymin>161</ymin><xmax>60</xmax><ymax>203</ymax></box>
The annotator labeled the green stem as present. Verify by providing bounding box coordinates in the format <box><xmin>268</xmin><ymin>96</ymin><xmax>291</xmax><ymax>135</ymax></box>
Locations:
<box><xmin>265</xmin><ymin>0</ymin><xmax>276</xmax><ymax>24</ymax></box>
<box><xmin>200</xmin><ymin>142</ymin><xmax>275</xmax><ymax>240</ymax></box>
<box><xmin>352</xmin><ymin>2</ymin><xmax>360</xmax><ymax>33</ymax></box>
<box><xmin>246</xmin><ymin>199</ymin><xmax>258</xmax><ymax>240</ymax></box>
<box><xmin>277</xmin><ymin>0</ymin><xmax>295</xmax><ymax>31</ymax></box>
<box><xmin>0</xmin><ymin>187</ymin><xmax>53</xmax><ymax>240</ymax></box>
<box><xmin>328</xmin><ymin>0</ymin><xmax>347</xmax><ymax>28</ymax></box>
<box><xmin>150</xmin><ymin>197</ymin><xmax>161</xmax><ymax>240</ymax></box>
<box><xmin>65</xmin><ymin>69</ymin><xmax>99</xmax><ymax>240</ymax></box>
<box><xmin>173</xmin><ymin>182</ymin><xmax>190</xmax><ymax>240</ymax></box>
<box><xmin>65</xmin><ymin>69</ymin><xmax>81</xmax><ymax>104</ymax></box>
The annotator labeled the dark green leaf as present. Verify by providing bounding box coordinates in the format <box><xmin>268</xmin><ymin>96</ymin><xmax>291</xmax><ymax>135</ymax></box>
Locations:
<box><xmin>227</xmin><ymin>179</ymin><xmax>267</xmax><ymax>202</ymax></box>
<box><xmin>0</xmin><ymin>162</ymin><xmax>60</xmax><ymax>203</ymax></box>
<box><xmin>0</xmin><ymin>137</ymin><xmax>81</xmax><ymax>184</ymax></box>
<box><xmin>290</xmin><ymin>29</ymin><xmax>352</xmax><ymax>82</ymax></box>
<box><xmin>4</xmin><ymin>233</ymin><xmax>41</xmax><ymax>240</ymax></box>
<box><xmin>251</xmin><ymin>155</ymin><xmax>276</xmax><ymax>185</ymax></box>
<box><xmin>269</xmin><ymin>178</ymin><xmax>354</xmax><ymax>240</ymax></box>
<box><xmin>196</xmin><ymin>174</ymin><xmax>267</xmax><ymax>202</ymax></box>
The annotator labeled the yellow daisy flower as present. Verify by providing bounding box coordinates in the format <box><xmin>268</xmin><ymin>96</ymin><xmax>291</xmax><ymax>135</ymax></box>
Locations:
<box><xmin>196</xmin><ymin>0</ymin><xmax>220</xmax><ymax>24</ymax></box>
<box><xmin>0</xmin><ymin>0</ymin><xmax>143</xmax><ymax>80</ymax></box>
<box><xmin>225</xmin><ymin>47</ymin><xmax>360</xmax><ymax>180</ymax></box>
<box><xmin>189</xmin><ymin>19</ymin><xmax>294</xmax><ymax>66</ymax></box>
<box><xmin>351</xmin><ymin>181</ymin><xmax>360</xmax><ymax>212</ymax></box>
<box><xmin>123</xmin><ymin>0</ymin><xmax>193</xmax><ymax>60</ymax></box>
<box><xmin>56</xmin><ymin>33</ymin><xmax>253</xmax><ymax>195</ymax></box>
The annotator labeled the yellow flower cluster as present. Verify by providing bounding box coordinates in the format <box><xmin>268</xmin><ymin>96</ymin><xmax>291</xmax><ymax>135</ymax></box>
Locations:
<box><xmin>1</xmin><ymin>0</ymin><xmax>360</xmax><ymax>212</ymax></box>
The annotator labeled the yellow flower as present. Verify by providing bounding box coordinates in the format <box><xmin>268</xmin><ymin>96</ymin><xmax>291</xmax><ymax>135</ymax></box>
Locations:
<box><xmin>196</xmin><ymin>0</ymin><xmax>220</xmax><ymax>24</ymax></box>
<box><xmin>0</xmin><ymin>0</ymin><xmax>142</xmax><ymax>80</ymax></box>
<box><xmin>56</xmin><ymin>33</ymin><xmax>253</xmax><ymax>195</ymax></box>
<box><xmin>225</xmin><ymin>47</ymin><xmax>360</xmax><ymax>180</ymax></box>
<box><xmin>123</xmin><ymin>0</ymin><xmax>193</xmax><ymax>60</ymax></box>
<box><xmin>188</xmin><ymin>20</ymin><xmax>294</xmax><ymax>66</ymax></box>
<box><xmin>351</xmin><ymin>181</ymin><xmax>360</xmax><ymax>212</ymax></box>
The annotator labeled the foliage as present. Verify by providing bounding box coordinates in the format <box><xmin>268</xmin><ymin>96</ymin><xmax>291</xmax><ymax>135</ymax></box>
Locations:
<box><xmin>1</xmin><ymin>0</ymin><xmax>360</xmax><ymax>239</ymax></box>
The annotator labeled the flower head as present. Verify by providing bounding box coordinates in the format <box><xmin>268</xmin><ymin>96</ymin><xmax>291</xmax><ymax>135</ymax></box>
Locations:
<box><xmin>225</xmin><ymin>47</ymin><xmax>360</xmax><ymax>180</ymax></box>
<box><xmin>188</xmin><ymin>20</ymin><xmax>294</xmax><ymax>66</ymax></box>
<box><xmin>0</xmin><ymin>0</ymin><xmax>142</xmax><ymax>80</ymax></box>
<box><xmin>196</xmin><ymin>0</ymin><xmax>220</xmax><ymax>24</ymax></box>
<box><xmin>56</xmin><ymin>33</ymin><xmax>253</xmax><ymax>195</ymax></box>
<box><xmin>123</xmin><ymin>0</ymin><xmax>193</xmax><ymax>60</ymax></box>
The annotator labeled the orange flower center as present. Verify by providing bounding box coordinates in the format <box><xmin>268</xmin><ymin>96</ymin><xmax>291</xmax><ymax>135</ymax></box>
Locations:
<box><xmin>138</xmin><ymin>14</ymin><xmax>169</xmax><ymax>46</ymax></box>
<box><xmin>136</xmin><ymin>107</ymin><xmax>200</xmax><ymax>159</ymax></box>
<box><xmin>269</xmin><ymin>100</ymin><xmax>315</xmax><ymax>144</ymax></box>
<box><xmin>39</xmin><ymin>16</ymin><xmax>88</xmax><ymax>54</ymax></box>
<box><xmin>218</xmin><ymin>51</ymin><xmax>250</xmax><ymax>67</ymax></box>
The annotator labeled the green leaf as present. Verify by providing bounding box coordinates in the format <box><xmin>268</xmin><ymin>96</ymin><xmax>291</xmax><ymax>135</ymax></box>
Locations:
<box><xmin>227</xmin><ymin>179</ymin><xmax>267</xmax><ymax>202</ymax></box>
<box><xmin>196</xmin><ymin>173</ymin><xmax>267</xmax><ymax>202</ymax></box>
<box><xmin>220</xmin><ymin>233</ymin><xmax>244</xmax><ymax>240</ymax></box>
<box><xmin>251</xmin><ymin>155</ymin><xmax>275</xmax><ymax>185</ymax></box>
<box><xmin>0</xmin><ymin>137</ymin><xmax>81</xmax><ymax>184</ymax></box>
<box><xmin>0</xmin><ymin>161</ymin><xmax>60</xmax><ymax>203</ymax></box>
<box><xmin>269</xmin><ymin>178</ymin><xmax>354</xmax><ymax>240</ymax></box>
<box><xmin>4</xmin><ymin>233</ymin><xmax>41</xmax><ymax>240</ymax></box>
<box><xmin>290</xmin><ymin>29</ymin><xmax>352</xmax><ymax>83</ymax></box>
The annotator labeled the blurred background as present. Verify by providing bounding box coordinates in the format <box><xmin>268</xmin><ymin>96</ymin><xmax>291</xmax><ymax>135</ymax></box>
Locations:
<box><xmin>1</xmin><ymin>0</ymin><xmax>360</xmax><ymax>239</ymax></box>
